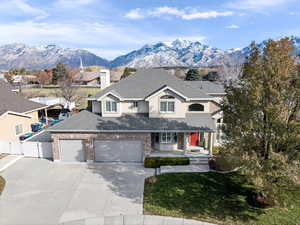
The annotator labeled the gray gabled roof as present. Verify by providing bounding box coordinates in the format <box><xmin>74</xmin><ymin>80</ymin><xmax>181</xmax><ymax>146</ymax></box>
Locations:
<box><xmin>184</xmin><ymin>81</ymin><xmax>225</xmax><ymax>95</ymax></box>
<box><xmin>48</xmin><ymin>110</ymin><xmax>216</xmax><ymax>132</ymax></box>
<box><xmin>93</xmin><ymin>69</ymin><xmax>213</xmax><ymax>100</ymax></box>
<box><xmin>0</xmin><ymin>81</ymin><xmax>46</xmax><ymax>116</ymax></box>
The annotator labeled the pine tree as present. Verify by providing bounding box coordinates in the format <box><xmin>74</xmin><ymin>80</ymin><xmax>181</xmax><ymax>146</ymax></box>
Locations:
<box><xmin>52</xmin><ymin>62</ymin><xmax>68</xmax><ymax>84</ymax></box>
<box><xmin>185</xmin><ymin>69</ymin><xmax>201</xmax><ymax>81</ymax></box>
<box><xmin>220</xmin><ymin>38</ymin><xmax>300</xmax><ymax>206</ymax></box>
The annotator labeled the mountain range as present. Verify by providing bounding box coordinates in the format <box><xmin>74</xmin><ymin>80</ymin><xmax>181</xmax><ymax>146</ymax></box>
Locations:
<box><xmin>0</xmin><ymin>37</ymin><xmax>299</xmax><ymax>70</ymax></box>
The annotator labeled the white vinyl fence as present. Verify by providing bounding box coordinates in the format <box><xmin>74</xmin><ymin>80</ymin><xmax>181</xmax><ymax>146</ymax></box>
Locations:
<box><xmin>0</xmin><ymin>140</ymin><xmax>52</xmax><ymax>158</ymax></box>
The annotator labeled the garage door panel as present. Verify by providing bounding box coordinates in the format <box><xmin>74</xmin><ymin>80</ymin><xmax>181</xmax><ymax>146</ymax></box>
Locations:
<box><xmin>94</xmin><ymin>140</ymin><xmax>143</xmax><ymax>162</ymax></box>
<box><xmin>60</xmin><ymin>140</ymin><xmax>85</xmax><ymax>162</ymax></box>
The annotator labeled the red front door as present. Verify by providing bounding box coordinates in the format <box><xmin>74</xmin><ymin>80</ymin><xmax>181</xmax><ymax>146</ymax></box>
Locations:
<box><xmin>190</xmin><ymin>133</ymin><xmax>199</xmax><ymax>146</ymax></box>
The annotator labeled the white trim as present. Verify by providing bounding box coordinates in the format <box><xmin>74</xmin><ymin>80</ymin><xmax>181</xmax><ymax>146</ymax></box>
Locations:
<box><xmin>97</xmin><ymin>91</ymin><xmax>122</xmax><ymax>101</ymax></box>
<box><xmin>23</xmin><ymin>106</ymin><xmax>48</xmax><ymax>114</ymax></box>
<box><xmin>0</xmin><ymin>111</ymin><xmax>32</xmax><ymax>119</ymax></box>
<box><xmin>145</xmin><ymin>86</ymin><xmax>188</xmax><ymax>101</ymax></box>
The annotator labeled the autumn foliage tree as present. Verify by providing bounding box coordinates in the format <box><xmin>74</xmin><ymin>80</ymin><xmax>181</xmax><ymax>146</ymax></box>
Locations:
<box><xmin>220</xmin><ymin>38</ymin><xmax>300</xmax><ymax>206</ymax></box>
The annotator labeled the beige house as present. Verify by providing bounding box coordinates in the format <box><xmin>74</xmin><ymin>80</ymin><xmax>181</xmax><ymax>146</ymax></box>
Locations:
<box><xmin>48</xmin><ymin>69</ymin><xmax>225</xmax><ymax>163</ymax></box>
<box><xmin>0</xmin><ymin>80</ymin><xmax>47</xmax><ymax>141</ymax></box>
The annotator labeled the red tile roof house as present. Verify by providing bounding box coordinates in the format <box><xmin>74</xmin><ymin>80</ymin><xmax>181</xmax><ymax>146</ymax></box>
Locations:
<box><xmin>48</xmin><ymin>69</ymin><xmax>225</xmax><ymax>163</ymax></box>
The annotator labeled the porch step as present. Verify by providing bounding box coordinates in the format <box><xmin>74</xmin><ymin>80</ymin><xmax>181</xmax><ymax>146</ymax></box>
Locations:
<box><xmin>189</xmin><ymin>157</ymin><xmax>210</xmax><ymax>165</ymax></box>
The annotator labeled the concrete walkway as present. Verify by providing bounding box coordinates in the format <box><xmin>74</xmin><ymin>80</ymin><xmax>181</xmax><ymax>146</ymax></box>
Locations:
<box><xmin>160</xmin><ymin>165</ymin><xmax>210</xmax><ymax>174</ymax></box>
<box><xmin>0</xmin><ymin>154</ymin><xmax>23</xmax><ymax>172</ymax></box>
<box><xmin>61</xmin><ymin>215</ymin><xmax>217</xmax><ymax>225</ymax></box>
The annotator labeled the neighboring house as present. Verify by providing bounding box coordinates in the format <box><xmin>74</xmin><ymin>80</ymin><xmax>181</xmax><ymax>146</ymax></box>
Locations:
<box><xmin>48</xmin><ymin>69</ymin><xmax>225</xmax><ymax>163</ymax></box>
<box><xmin>0</xmin><ymin>80</ymin><xmax>47</xmax><ymax>141</ymax></box>
<box><xmin>12</xmin><ymin>74</ymin><xmax>37</xmax><ymax>84</ymax></box>
<box><xmin>73</xmin><ymin>69</ymin><xmax>111</xmax><ymax>88</ymax></box>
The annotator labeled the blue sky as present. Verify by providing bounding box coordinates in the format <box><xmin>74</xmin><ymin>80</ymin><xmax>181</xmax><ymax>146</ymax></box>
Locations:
<box><xmin>0</xmin><ymin>0</ymin><xmax>299</xmax><ymax>59</ymax></box>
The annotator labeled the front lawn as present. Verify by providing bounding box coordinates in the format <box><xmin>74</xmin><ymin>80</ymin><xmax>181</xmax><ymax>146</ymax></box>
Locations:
<box><xmin>144</xmin><ymin>172</ymin><xmax>300</xmax><ymax>225</ymax></box>
<box><xmin>0</xmin><ymin>176</ymin><xmax>5</xmax><ymax>195</ymax></box>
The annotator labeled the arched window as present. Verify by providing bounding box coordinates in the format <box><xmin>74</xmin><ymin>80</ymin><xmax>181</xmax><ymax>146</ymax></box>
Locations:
<box><xmin>188</xmin><ymin>103</ymin><xmax>204</xmax><ymax>112</ymax></box>
<box><xmin>160</xmin><ymin>95</ymin><xmax>175</xmax><ymax>99</ymax></box>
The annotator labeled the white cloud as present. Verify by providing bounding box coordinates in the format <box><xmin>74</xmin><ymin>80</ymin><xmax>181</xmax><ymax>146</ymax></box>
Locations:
<box><xmin>226</xmin><ymin>24</ymin><xmax>240</xmax><ymax>29</ymax></box>
<box><xmin>55</xmin><ymin>0</ymin><xmax>95</xmax><ymax>8</ymax></box>
<box><xmin>125</xmin><ymin>7</ymin><xmax>233</xmax><ymax>20</ymax></box>
<box><xmin>0</xmin><ymin>0</ymin><xmax>48</xmax><ymax>19</ymax></box>
<box><xmin>0</xmin><ymin>20</ymin><xmax>206</xmax><ymax>58</ymax></box>
<box><xmin>125</xmin><ymin>8</ymin><xmax>144</xmax><ymax>19</ymax></box>
<box><xmin>228</xmin><ymin>0</ymin><xmax>295</xmax><ymax>10</ymax></box>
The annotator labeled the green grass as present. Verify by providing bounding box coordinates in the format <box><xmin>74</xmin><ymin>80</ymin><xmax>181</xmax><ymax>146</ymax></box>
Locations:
<box><xmin>22</xmin><ymin>87</ymin><xmax>100</xmax><ymax>109</ymax></box>
<box><xmin>144</xmin><ymin>172</ymin><xmax>300</xmax><ymax>225</ymax></box>
<box><xmin>0</xmin><ymin>176</ymin><xmax>5</xmax><ymax>195</ymax></box>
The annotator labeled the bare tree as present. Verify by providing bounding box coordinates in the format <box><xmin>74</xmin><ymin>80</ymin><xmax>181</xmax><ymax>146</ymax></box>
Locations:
<box><xmin>217</xmin><ymin>54</ymin><xmax>244</xmax><ymax>84</ymax></box>
<box><xmin>57</xmin><ymin>69</ymin><xmax>79</xmax><ymax>110</ymax></box>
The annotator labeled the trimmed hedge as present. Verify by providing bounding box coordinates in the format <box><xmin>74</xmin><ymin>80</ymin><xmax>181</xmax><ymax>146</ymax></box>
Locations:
<box><xmin>144</xmin><ymin>157</ymin><xmax>190</xmax><ymax>168</ymax></box>
<box><xmin>0</xmin><ymin>176</ymin><xmax>5</xmax><ymax>195</ymax></box>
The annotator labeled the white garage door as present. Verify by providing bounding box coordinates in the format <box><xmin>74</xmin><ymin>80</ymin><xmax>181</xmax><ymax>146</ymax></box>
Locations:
<box><xmin>94</xmin><ymin>140</ymin><xmax>143</xmax><ymax>162</ymax></box>
<box><xmin>60</xmin><ymin>140</ymin><xmax>85</xmax><ymax>162</ymax></box>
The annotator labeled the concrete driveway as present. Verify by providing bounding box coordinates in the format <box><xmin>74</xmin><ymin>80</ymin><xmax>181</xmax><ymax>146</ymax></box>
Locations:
<box><xmin>0</xmin><ymin>158</ymin><xmax>154</xmax><ymax>225</ymax></box>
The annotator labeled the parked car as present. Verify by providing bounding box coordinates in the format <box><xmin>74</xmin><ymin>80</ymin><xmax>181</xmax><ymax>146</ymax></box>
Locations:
<box><xmin>58</xmin><ymin>108</ymin><xmax>71</xmax><ymax>120</ymax></box>
<box><xmin>31</xmin><ymin>123</ymin><xmax>42</xmax><ymax>132</ymax></box>
<box><xmin>19</xmin><ymin>133</ymin><xmax>33</xmax><ymax>141</ymax></box>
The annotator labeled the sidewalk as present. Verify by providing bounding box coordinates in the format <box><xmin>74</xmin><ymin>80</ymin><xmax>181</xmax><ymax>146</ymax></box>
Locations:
<box><xmin>0</xmin><ymin>154</ymin><xmax>23</xmax><ymax>172</ymax></box>
<box><xmin>61</xmin><ymin>215</ymin><xmax>217</xmax><ymax>225</ymax></box>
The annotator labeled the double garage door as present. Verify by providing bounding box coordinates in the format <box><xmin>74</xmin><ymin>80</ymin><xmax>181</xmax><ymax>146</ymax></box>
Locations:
<box><xmin>60</xmin><ymin>139</ymin><xmax>143</xmax><ymax>163</ymax></box>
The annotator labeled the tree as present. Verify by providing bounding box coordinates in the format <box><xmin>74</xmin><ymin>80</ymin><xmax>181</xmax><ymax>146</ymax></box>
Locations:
<box><xmin>203</xmin><ymin>71</ymin><xmax>219</xmax><ymax>82</ymax></box>
<box><xmin>121</xmin><ymin>67</ymin><xmax>136</xmax><ymax>79</ymax></box>
<box><xmin>57</xmin><ymin>69</ymin><xmax>78</xmax><ymax>109</ymax></box>
<box><xmin>217</xmin><ymin>54</ymin><xmax>244</xmax><ymax>83</ymax></box>
<box><xmin>220</xmin><ymin>38</ymin><xmax>300</xmax><ymax>206</ymax></box>
<box><xmin>52</xmin><ymin>62</ymin><xmax>68</xmax><ymax>84</ymax></box>
<box><xmin>37</xmin><ymin>70</ymin><xmax>52</xmax><ymax>85</ymax></box>
<box><xmin>185</xmin><ymin>69</ymin><xmax>202</xmax><ymax>81</ymax></box>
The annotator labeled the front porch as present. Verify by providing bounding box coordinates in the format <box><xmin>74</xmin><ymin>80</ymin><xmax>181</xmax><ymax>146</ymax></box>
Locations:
<box><xmin>149</xmin><ymin>132</ymin><xmax>214</xmax><ymax>158</ymax></box>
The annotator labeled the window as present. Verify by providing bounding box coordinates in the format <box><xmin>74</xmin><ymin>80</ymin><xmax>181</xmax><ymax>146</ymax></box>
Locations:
<box><xmin>160</xmin><ymin>95</ymin><xmax>175</xmax><ymax>113</ymax></box>
<box><xmin>160</xmin><ymin>132</ymin><xmax>177</xmax><ymax>144</ymax></box>
<box><xmin>15</xmin><ymin>124</ymin><xmax>23</xmax><ymax>136</ymax></box>
<box><xmin>216</xmin><ymin>118</ymin><xmax>223</xmax><ymax>142</ymax></box>
<box><xmin>105</xmin><ymin>101</ymin><xmax>117</xmax><ymax>112</ymax></box>
<box><xmin>188</xmin><ymin>103</ymin><xmax>204</xmax><ymax>112</ymax></box>
<box><xmin>132</xmin><ymin>101</ymin><xmax>138</xmax><ymax>108</ymax></box>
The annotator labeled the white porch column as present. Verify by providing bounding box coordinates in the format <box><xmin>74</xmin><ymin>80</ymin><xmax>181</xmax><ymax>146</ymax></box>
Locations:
<box><xmin>209</xmin><ymin>132</ymin><xmax>214</xmax><ymax>156</ymax></box>
<box><xmin>183</xmin><ymin>133</ymin><xmax>189</xmax><ymax>154</ymax></box>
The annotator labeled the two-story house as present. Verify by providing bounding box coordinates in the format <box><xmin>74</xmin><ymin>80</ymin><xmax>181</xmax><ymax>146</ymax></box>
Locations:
<box><xmin>49</xmin><ymin>69</ymin><xmax>225</xmax><ymax>163</ymax></box>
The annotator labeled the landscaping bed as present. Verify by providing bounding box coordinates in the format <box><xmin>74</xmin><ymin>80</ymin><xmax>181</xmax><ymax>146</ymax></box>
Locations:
<box><xmin>144</xmin><ymin>172</ymin><xmax>300</xmax><ymax>225</ymax></box>
<box><xmin>0</xmin><ymin>176</ymin><xmax>5</xmax><ymax>195</ymax></box>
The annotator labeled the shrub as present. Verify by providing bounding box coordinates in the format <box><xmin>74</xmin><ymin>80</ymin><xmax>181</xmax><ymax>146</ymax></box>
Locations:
<box><xmin>213</xmin><ymin>146</ymin><xmax>223</xmax><ymax>155</ymax></box>
<box><xmin>144</xmin><ymin>157</ymin><xmax>190</xmax><ymax>168</ymax></box>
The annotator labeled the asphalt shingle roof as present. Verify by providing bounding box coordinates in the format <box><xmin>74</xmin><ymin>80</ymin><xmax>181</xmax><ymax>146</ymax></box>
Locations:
<box><xmin>0</xmin><ymin>80</ymin><xmax>46</xmax><ymax>116</ymax></box>
<box><xmin>49</xmin><ymin>110</ymin><xmax>216</xmax><ymax>132</ymax></box>
<box><xmin>184</xmin><ymin>81</ymin><xmax>225</xmax><ymax>94</ymax></box>
<box><xmin>93</xmin><ymin>69</ymin><xmax>213</xmax><ymax>100</ymax></box>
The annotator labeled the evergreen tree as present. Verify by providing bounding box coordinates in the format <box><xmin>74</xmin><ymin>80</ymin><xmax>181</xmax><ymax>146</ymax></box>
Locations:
<box><xmin>220</xmin><ymin>38</ymin><xmax>300</xmax><ymax>206</ymax></box>
<box><xmin>185</xmin><ymin>69</ymin><xmax>202</xmax><ymax>81</ymax></box>
<box><xmin>121</xmin><ymin>67</ymin><xmax>136</xmax><ymax>79</ymax></box>
<box><xmin>52</xmin><ymin>62</ymin><xmax>68</xmax><ymax>84</ymax></box>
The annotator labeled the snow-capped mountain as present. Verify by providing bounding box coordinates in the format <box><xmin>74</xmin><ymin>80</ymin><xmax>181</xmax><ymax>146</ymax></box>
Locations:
<box><xmin>0</xmin><ymin>37</ymin><xmax>299</xmax><ymax>70</ymax></box>
<box><xmin>110</xmin><ymin>39</ymin><xmax>227</xmax><ymax>68</ymax></box>
<box><xmin>0</xmin><ymin>43</ymin><xmax>109</xmax><ymax>70</ymax></box>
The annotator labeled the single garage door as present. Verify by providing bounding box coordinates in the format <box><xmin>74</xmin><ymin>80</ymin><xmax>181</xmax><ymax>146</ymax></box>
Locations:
<box><xmin>60</xmin><ymin>140</ymin><xmax>85</xmax><ymax>162</ymax></box>
<box><xmin>94</xmin><ymin>140</ymin><xmax>143</xmax><ymax>162</ymax></box>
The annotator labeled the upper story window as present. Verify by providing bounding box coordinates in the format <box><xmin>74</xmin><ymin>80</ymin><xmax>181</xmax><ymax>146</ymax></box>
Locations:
<box><xmin>15</xmin><ymin>124</ymin><xmax>23</xmax><ymax>136</ymax></box>
<box><xmin>160</xmin><ymin>95</ymin><xmax>175</xmax><ymax>113</ymax></box>
<box><xmin>132</xmin><ymin>101</ymin><xmax>138</xmax><ymax>108</ymax></box>
<box><xmin>188</xmin><ymin>103</ymin><xmax>204</xmax><ymax>112</ymax></box>
<box><xmin>105</xmin><ymin>101</ymin><xmax>117</xmax><ymax>112</ymax></box>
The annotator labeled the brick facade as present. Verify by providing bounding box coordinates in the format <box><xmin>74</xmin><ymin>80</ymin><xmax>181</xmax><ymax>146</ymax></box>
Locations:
<box><xmin>51</xmin><ymin>132</ymin><xmax>152</xmax><ymax>161</ymax></box>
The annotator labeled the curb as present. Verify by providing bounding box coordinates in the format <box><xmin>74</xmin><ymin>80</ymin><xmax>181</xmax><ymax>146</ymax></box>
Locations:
<box><xmin>0</xmin><ymin>155</ymin><xmax>23</xmax><ymax>172</ymax></box>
